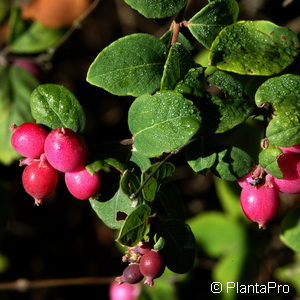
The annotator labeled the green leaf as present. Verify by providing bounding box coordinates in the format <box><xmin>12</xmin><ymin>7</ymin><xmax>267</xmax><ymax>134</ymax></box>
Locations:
<box><xmin>130</xmin><ymin>151</ymin><xmax>151</xmax><ymax>171</ymax></box>
<box><xmin>87</xmin><ymin>33</ymin><xmax>167</xmax><ymax>97</ymax></box>
<box><xmin>209</xmin><ymin>20</ymin><xmax>299</xmax><ymax>75</ymax></box>
<box><xmin>175</xmin><ymin>67</ymin><xmax>205</xmax><ymax>99</ymax></box>
<box><xmin>160</xmin><ymin>43</ymin><xmax>195</xmax><ymax>90</ymax></box>
<box><xmin>185</xmin><ymin>138</ymin><xmax>217</xmax><ymax>173</ymax></box>
<box><xmin>86</xmin><ymin>160</ymin><xmax>111</xmax><ymax>174</ymax></box>
<box><xmin>117</xmin><ymin>204</ymin><xmax>151</xmax><ymax>246</ymax></box>
<box><xmin>212</xmin><ymin>146</ymin><xmax>253</xmax><ymax>181</ymax></box>
<box><xmin>188</xmin><ymin>0</ymin><xmax>239</xmax><ymax>48</ymax></box>
<box><xmin>160</xmin><ymin>31</ymin><xmax>193</xmax><ymax>52</ymax></box>
<box><xmin>120</xmin><ymin>170</ymin><xmax>141</xmax><ymax>198</ymax></box>
<box><xmin>158</xmin><ymin>183</ymin><xmax>185</xmax><ymax>221</ymax></box>
<box><xmin>128</xmin><ymin>91</ymin><xmax>201</xmax><ymax>157</ymax></box>
<box><xmin>280</xmin><ymin>208</ymin><xmax>300</xmax><ymax>252</ymax></box>
<box><xmin>8</xmin><ymin>6</ymin><xmax>29</xmax><ymax>44</ymax></box>
<box><xmin>89</xmin><ymin>186</ymin><xmax>135</xmax><ymax>230</ymax></box>
<box><xmin>0</xmin><ymin>66</ymin><xmax>38</xmax><ymax>165</ymax></box>
<box><xmin>9</xmin><ymin>22</ymin><xmax>65</xmax><ymax>54</ymax></box>
<box><xmin>30</xmin><ymin>84</ymin><xmax>86</xmax><ymax>132</ymax></box>
<box><xmin>258</xmin><ymin>147</ymin><xmax>283</xmax><ymax>178</ymax></box>
<box><xmin>123</xmin><ymin>0</ymin><xmax>187</xmax><ymax>18</ymax></box>
<box><xmin>158</xmin><ymin>220</ymin><xmax>195</xmax><ymax>273</ymax></box>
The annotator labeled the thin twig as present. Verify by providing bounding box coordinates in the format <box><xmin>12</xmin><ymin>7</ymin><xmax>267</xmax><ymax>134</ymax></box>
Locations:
<box><xmin>0</xmin><ymin>276</ymin><xmax>115</xmax><ymax>292</ymax></box>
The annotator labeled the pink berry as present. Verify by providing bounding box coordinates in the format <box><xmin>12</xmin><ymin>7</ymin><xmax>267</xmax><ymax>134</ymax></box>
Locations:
<box><xmin>10</xmin><ymin>122</ymin><xmax>48</xmax><ymax>158</ymax></box>
<box><xmin>279</xmin><ymin>144</ymin><xmax>300</xmax><ymax>154</ymax></box>
<box><xmin>116</xmin><ymin>263</ymin><xmax>143</xmax><ymax>285</ymax></box>
<box><xmin>44</xmin><ymin>128</ymin><xmax>87</xmax><ymax>172</ymax></box>
<box><xmin>65</xmin><ymin>166</ymin><xmax>100</xmax><ymax>200</ymax></box>
<box><xmin>22</xmin><ymin>158</ymin><xmax>58</xmax><ymax>205</ymax></box>
<box><xmin>240</xmin><ymin>185</ymin><xmax>279</xmax><ymax>228</ymax></box>
<box><xmin>139</xmin><ymin>250</ymin><xmax>165</xmax><ymax>286</ymax></box>
<box><xmin>109</xmin><ymin>281</ymin><xmax>140</xmax><ymax>300</ymax></box>
<box><xmin>273</xmin><ymin>153</ymin><xmax>300</xmax><ymax>194</ymax></box>
<box><xmin>13</xmin><ymin>59</ymin><xmax>40</xmax><ymax>77</ymax></box>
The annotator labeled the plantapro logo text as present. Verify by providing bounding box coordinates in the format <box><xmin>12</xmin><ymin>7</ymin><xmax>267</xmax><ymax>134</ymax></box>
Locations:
<box><xmin>226</xmin><ymin>282</ymin><xmax>289</xmax><ymax>294</ymax></box>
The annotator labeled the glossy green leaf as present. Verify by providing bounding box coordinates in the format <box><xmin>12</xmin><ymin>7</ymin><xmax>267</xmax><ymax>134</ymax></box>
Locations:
<box><xmin>123</xmin><ymin>0</ymin><xmax>187</xmax><ymax>18</ymax></box>
<box><xmin>9</xmin><ymin>22</ymin><xmax>65</xmax><ymax>54</ymax></box>
<box><xmin>117</xmin><ymin>204</ymin><xmax>151</xmax><ymax>246</ymax></box>
<box><xmin>160</xmin><ymin>31</ymin><xmax>193</xmax><ymax>52</ymax></box>
<box><xmin>160</xmin><ymin>43</ymin><xmax>195</xmax><ymax>90</ymax></box>
<box><xmin>212</xmin><ymin>146</ymin><xmax>253</xmax><ymax>181</ymax></box>
<box><xmin>30</xmin><ymin>84</ymin><xmax>86</xmax><ymax>132</ymax></box>
<box><xmin>142</xmin><ymin>177</ymin><xmax>158</xmax><ymax>202</ymax></box>
<box><xmin>86</xmin><ymin>160</ymin><xmax>111</xmax><ymax>174</ymax></box>
<box><xmin>0</xmin><ymin>66</ymin><xmax>38</xmax><ymax>165</ymax></box>
<box><xmin>258</xmin><ymin>147</ymin><xmax>283</xmax><ymax>178</ymax></box>
<box><xmin>188</xmin><ymin>0</ymin><xmax>239</xmax><ymax>48</ymax></box>
<box><xmin>128</xmin><ymin>91</ymin><xmax>201</xmax><ymax>158</ymax></box>
<box><xmin>185</xmin><ymin>138</ymin><xmax>217</xmax><ymax>173</ymax></box>
<box><xmin>89</xmin><ymin>187</ymin><xmax>135</xmax><ymax>230</ymax></box>
<box><xmin>209</xmin><ymin>20</ymin><xmax>299</xmax><ymax>75</ymax></box>
<box><xmin>158</xmin><ymin>220</ymin><xmax>195</xmax><ymax>273</ymax></box>
<box><xmin>87</xmin><ymin>34</ymin><xmax>167</xmax><ymax>97</ymax></box>
<box><xmin>120</xmin><ymin>170</ymin><xmax>141</xmax><ymax>199</ymax></box>
<box><xmin>280</xmin><ymin>208</ymin><xmax>300</xmax><ymax>252</ymax></box>
<box><xmin>175</xmin><ymin>67</ymin><xmax>205</xmax><ymax>99</ymax></box>
<box><xmin>130</xmin><ymin>151</ymin><xmax>151</xmax><ymax>171</ymax></box>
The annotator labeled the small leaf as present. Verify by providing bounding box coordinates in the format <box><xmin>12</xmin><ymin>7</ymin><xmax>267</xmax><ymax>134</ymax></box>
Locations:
<box><xmin>89</xmin><ymin>187</ymin><xmax>135</xmax><ymax>230</ymax></box>
<box><xmin>128</xmin><ymin>91</ymin><xmax>201</xmax><ymax>157</ymax></box>
<box><xmin>143</xmin><ymin>162</ymin><xmax>175</xmax><ymax>183</ymax></box>
<box><xmin>185</xmin><ymin>138</ymin><xmax>217</xmax><ymax>173</ymax></box>
<box><xmin>9</xmin><ymin>22</ymin><xmax>65</xmax><ymax>54</ymax></box>
<box><xmin>130</xmin><ymin>151</ymin><xmax>151</xmax><ymax>171</ymax></box>
<box><xmin>280</xmin><ymin>208</ymin><xmax>300</xmax><ymax>252</ymax></box>
<box><xmin>160</xmin><ymin>43</ymin><xmax>196</xmax><ymax>90</ymax></box>
<box><xmin>188</xmin><ymin>0</ymin><xmax>239</xmax><ymax>48</ymax></box>
<box><xmin>0</xmin><ymin>66</ymin><xmax>38</xmax><ymax>165</ymax></box>
<box><xmin>212</xmin><ymin>146</ymin><xmax>253</xmax><ymax>181</ymax></box>
<box><xmin>30</xmin><ymin>84</ymin><xmax>86</xmax><ymax>132</ymax></box>
<box><xmin>258</xmin><ymin>147</ymin><xmax>283</xmax><ymax>178</ymax></box>
<box><xmin>209</xmin><ymin>20</ymin><xmax>299</xmax><ymax>75</ymax></box>
<box><xmin>117</xmin><ymin>204</ymin><xmax>151</xmax><ymax>246</ymax></box>
<box><xmin>86</xmin><ymin>160</ymin><xmax>111</xmax><ymax>174</ymax></box>
<box><xmin>87</xmin><ymin>33</ymin><xmax>167</xmax><ymax>97</ymax></box>
<box><xmin>158</xmin><ymin>220</ymin><xmax>195</xmax><ymax>273</ymax></box>
<box><xmin>142</xmin><ymin>177</ymin><xmax>158</xmax><ymax>202</ymax></box>
<box><xmin>123</xmin><ymin>0</ymin><xmax>187</xmax><ymax>18</ymax></box>
<box><xmin>120</xmin><ymin>170</ymin><xmax>141</xmax><ymax>198</ymax></box>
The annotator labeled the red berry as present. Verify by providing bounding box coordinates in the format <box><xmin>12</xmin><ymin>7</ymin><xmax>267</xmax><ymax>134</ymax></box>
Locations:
<box><xmin>44</xmin><ymin>128</ymin><xmax>87</xmax><ymax>172</ymax></box>
<box><xmin>22</xmin><ymin>158</ymin><xmax>58</xmax><ymax>205</ymax></box>
<box><xmin>117</xmin><ymin>263</ymin><xmax>143</xmax><ymax>285</ymax></box>
<box><xmin>11</xmin><ymin>122</ymin><xmax>48</xmax><ymax>158</ymax></box>
<box><xmin>240</xmin><ymin>185</ymin><xmax>279</xmax><ymax>228</ymax></box>
<box><xmin>279</xmin><ymin>145</ymin><xmax>300</xmax><ymax>154</ymax></box>
<box><xmin>109</xmin><ymin>281</ymin><xmax>140</xmax><ymax>300</ymax></box>
<box><xmin>65</xmin><ymin>166</ymin><xmax>100</xmax><ymax>200</ymax></box>
<box><xmin>273</xmin><ymin>153</ymin><xmax>300</xmax><ymax>194</ymax></box>
<box><xmin>139</xmin><ymin>250</ymin><xmax>165</xmax><ymax>286</ymax></box>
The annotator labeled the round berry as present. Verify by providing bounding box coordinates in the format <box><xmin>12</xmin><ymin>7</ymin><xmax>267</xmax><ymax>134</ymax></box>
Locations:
<box><xmin>139</xmin><ymin>250</ymin><xmax>165</xmax><ymax>286</ymax></box>
<box><xmin>118</xmin><ymin>263</ymin><xmax>143</xmax><ymax>285</ymax></box>
<box><xmin>279</xmin><ymin>144</ymin><xmax>300</xmax><ymax>154</ymax></box>
<box><xmin>65</xmin><ymin>166</ymin><xmax>100</xmax><ymax>200</ymax></box>
<box><xmin>273</xmin><ymin>153</ymin><xmax>300</xmax><ymax>194</ymax></box>
<box><xmin>11</xmin><ymin>122</ymin><xmax>48</xmax><ymax>158</ymax></box>
<box><xmin>44</xmin><ymin>128</ymin><xmax>87</xmax><ymax>172</ymax></box>
<box><xmin>22</xmin><ymin>158</ymin><xmax>58</xmax><ymax>205</ymax></box>
<box><xmin>240</xmin><ymin>185</ymin><xmax>279</xmax><ymax>228</ymax></box>
<box><xmin>109</xmin><ymin>281</ymin><xmax>140</xmax><ymax>300</ymax></box>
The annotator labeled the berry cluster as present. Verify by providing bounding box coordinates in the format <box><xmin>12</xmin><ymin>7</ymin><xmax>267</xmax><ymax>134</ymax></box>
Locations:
<box><xmin>115</xmin><ymin>242</ymin><xmax>166</xmax><ymax>287</ymax></box>
<box><xmin>10</xmin><ymin>122</ymin><xmax>100</xmax><ymax>205</ymax></box>
<box><xmin>238</xmin><ymin>145</ymin><xmax>300</xmax><ymax>228</ymax></box>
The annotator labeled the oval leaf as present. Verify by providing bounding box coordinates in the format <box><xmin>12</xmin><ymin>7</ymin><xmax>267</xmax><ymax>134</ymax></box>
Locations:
<box><xmin>209</xmin><ymin>20</ymin><xmax>299</xmax><ymax>75</ymax></box>
<box><xmin>128</xmin><ymin>91</ymin><xmax>201</xmax><ymax>158</ymax></box>
<box><xmin>123</xmin><ymin>0</ymin><xmax>187</xmax><ymax>18</ymax></box>
<box><xmin>258</xmin><ymin>147</ymin><xmax>283</xmax><ymax>178</ymax></box>
<box><xmin>87</xmin><ymin>33</ymin><xmax>167</xmax><ymax>97</ymax></box>
<box><xmin>30</xmin><ymin>84</ymin><xmax>86</xmax><ymax>132</ymax></box>
<box><xmin>188</xmin><ymin>0</ymin><xmax>239</xmax><ymax>48</ymax></box>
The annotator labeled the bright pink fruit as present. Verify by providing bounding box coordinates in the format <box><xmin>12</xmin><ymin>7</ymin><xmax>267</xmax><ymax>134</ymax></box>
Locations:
<box><xmin>22</xmin><ymin>159</ymin><xmax>58</xmax><ymax>205</ymax></box>
<box><xmin>109</xmin><ymin>281</ymin><xmax>140</xmax><ymax>300</ymax></box>
<box><xmin>240</xmin><ymin>185</ymin><xmax>279</xmax><ymax>228</ymax></box>
<box><xmin>14</xmin><ymin>59</ymin><xmax>40</xmax><ymax>77</ymax></box>
<box><xmin>65</xmin><ymin>166</ymin><xmax>100</xmax><ymax>200</ymax></box>
<box><xmin>44</xmin><ymin>128</ymin><xmax>87</xmax><ymax>172</ymax></box>
<box><xmin>279</xmin><ymin>145</ymin><xmax>300</xmax><ymax>154</ymax></box>
<box><xmin>11</xmin><ymin>122</ymin><xmax>48</xmax><ymax>158</ymax></box>
<box><xmin>273</xmin><ymin>153</ymin><xmax>300</xmax><ymax>194</ymax></box>
<box><xmin>139</xmin><ymin>250</ymin><xmax>165</xmax><ymax>286</ymax></box>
